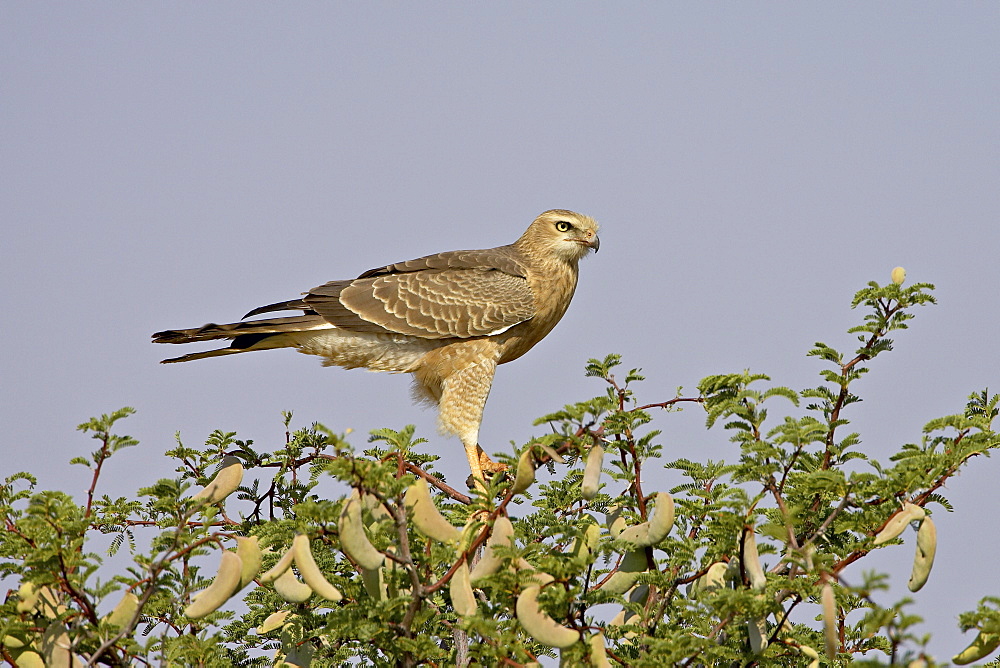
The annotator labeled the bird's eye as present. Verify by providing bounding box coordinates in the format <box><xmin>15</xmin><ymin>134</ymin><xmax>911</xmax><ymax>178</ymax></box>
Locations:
<box><xmin>555</xmin><ymin>221</ymin><xmax>572</xmax><ymax>232</ymax></box>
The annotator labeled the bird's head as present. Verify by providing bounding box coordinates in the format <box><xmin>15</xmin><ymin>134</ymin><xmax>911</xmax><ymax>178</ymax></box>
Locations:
<box><xmin>517</xmin><ymin>210</ymin><xmax>600</xmax><ymax>263</ymax></box>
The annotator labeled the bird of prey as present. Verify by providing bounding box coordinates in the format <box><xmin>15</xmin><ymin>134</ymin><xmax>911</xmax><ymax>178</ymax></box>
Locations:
<box><xmin>153</xmin><ymin>209</ymin><xmax>600</xmax><ymax>484</ymax></box>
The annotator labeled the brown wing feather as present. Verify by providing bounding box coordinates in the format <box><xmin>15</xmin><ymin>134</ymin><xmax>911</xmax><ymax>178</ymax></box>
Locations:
<box><xmin>304</xmin><ymin>247</ymin><xmax>535</xmax><ymax>339</ymax></box>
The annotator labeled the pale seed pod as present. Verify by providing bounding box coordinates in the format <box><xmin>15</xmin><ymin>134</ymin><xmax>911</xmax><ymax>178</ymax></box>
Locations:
<box><xmin>184</xmin><ymin>550</ymin><xmax>242</xmax><ymax>618</ymax></box>
<box><xmin>36</xmin><ymin>586</ymin><xmax>66</xmax><ymax>619</ymax></box>
<box><xmin>256</xmin><ymin>610</ymin><xmax>290</xmax><ymax>634</ymax></box>
<box><xmin>40</xmin><ymin>622</ymin><xmax>83</xmax><ymax>667</ymax></box>
<box><xmin>581</xmin><ymin>444</ymin><xmax>604</xmax><ymax>500</ymax></box>
<box><xmin>457</xmin><ymin>517</ymin><xmax>483</xmax><ymax>555</ymax></box>
<box><xmin>236</xmin><ymin>536</ymin><xmax>262</xmax><ymax>590</ymax></box>
<box><xmin>742</xmin><ymin>527</ymin><xmax>767</xmax><ymax>592</ymax></box>
<box><xmin>747</xmin><ymin>617</ymin><xmax>768</xmax><ymax>654</ymax></box>
<box><xmin>510</xmin><ymin>449</ymin><xmax>536</xmax><ymax>495</ymax></box>
<box><xmin>798</xmin><ymin>643</ymin><xmax>820</xmax><ymax>668</ymax></box>
<box><xmin>606</xmin><ymin>506</ymin><xmax>628</xmax><ymax>538</ymax></box>
<box><xmin>587</xmin><ymin>631</ymin><xmax>611</xmax><ymax>668</ymax></box>
<box><xmin>615</xmin><ymin>522</ymin><xmax>651</xmax><ymax>548</ymax></box>
<box><xmin>191</xmin><ymin>456</ymin><xmax>244</xmax><ymax>505</ymax></box>
<box><xmin>602</xmin><ymin>550</ymin><xmax>647</xmax><ymax>595</ymax></box>
<box><xmin>610</xmin><ymin>584</ymin><xmax>649</xmax><ymax>632</ymax></box>
<box><xmin>689</xmin><ymin>561</ymin><xmax>729</xmax><ymax>599</ymax></box>
<box><xmin>450</xmin><ymin>560</ymin><xmax>478</xmax><ymax>617</ymax></box>
<box><xmin>1</xmin><ymin>634</ymin><xmax>26</xmax><ymax>649</ymax></box>
<box><xmin>469</xmin><ymin>516</ymin><xmax>515</xmax><ymax>583</ymax></box>
<box><xmin>272</xmin><ymin>567</ymin><xmax>312</xmax><ymax>604</ymax></box>
<box><xmin>404</xmin><ymin>478</ymin><xmax>460</xmax><ymax>545</ymax></box>
<box><xmin>616</xmin><ymin>492</ymin><xmax>676</xmax><ymax>548</ymax></box>
<box><xmin>907</xmin><ymin>516</ymin><xmax>936</xmax><ymax>592</ymax></box>
<box><xmin>952</xmin><ymin>630</ymin><xmax>1000</xmax><ymax>665</ymax></box>
<box><xmin>537</xmin><ymin>442</ymin><xmax>565</xmax><ymax>463</ymax></box>
<box><xmin>103</xmin><ymin>591</ymin><xmax>140</xmax><ymax>629</ymax></box>
<box><xmin>515</xmin><ymin>558</ymin><xmax>556</xmax><ymax>587</ymax></box>
<box><xmin>570</xmin><ymin>523</ymin><xmax>602</xmax><ymax>568</ymax></box>
<box><xmin>14</xmin><ymin>651</ymin><xmax>44</xmax><ymax>668</ymax></box>
<box><xmin>361</xmin><ymin>491</ymin><xmax>391</xmax><ymax>522</ymax></box>
<box><xmin>891</xmin><ymin>266</ymin><xmax>906</xmax><ymax>285</ymax></box>
<box><xmin>16</xmin><ymin>582</ymin><xmax>42</xmax><ymax>613</ymax></box>
<box><xmin>292</xmin><ymin>534</ymin><xmax>343</xmax><ymax>602</ymax></box>
<box><xmin>340</xmin><ymin>491</ymin><xmax>387</xmax><ymax>569</ymax></box>
<box><xmin>645</xmin><ymin>492</ymin><xmax>675</xmax><ymax>545</ymax></box>
<box><xmin>821</xmin><ymin>583</ymin><xmax>837</xmax><ymax>659</ymax></box>
<box><xmin>516</xmin><ymin>585</ymin><xmax>579</xmax><ymax>648</ymax></box>
<box><xmin>278</xmin><ymin>643</ymin><xmax>314</xmax><ymax>667</ymax></box>
<box><xmin>874</xmin><ymin>502</ymin><xmax>925</xmax><ymax>545</ymax></box>
<box><xmin>258</xmin><ymin>546</ymin><xmax>295</xmax><ymax>584</ymax></box>
<box><xmin>361</xmin><ymin>565</ymin><xmax>386</xmax><ymax>600</ymax></box>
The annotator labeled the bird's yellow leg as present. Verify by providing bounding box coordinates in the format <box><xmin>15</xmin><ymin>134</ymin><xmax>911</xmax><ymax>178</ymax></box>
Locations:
<box><xmin>478</xmin><ymin>448</ymin><xmax>508</xmax><ymax>474</ymax></box>
<box><xmin>462</xmin><ymin>438</ymin><xmax>488</xmax><ymax>492</ymax></box>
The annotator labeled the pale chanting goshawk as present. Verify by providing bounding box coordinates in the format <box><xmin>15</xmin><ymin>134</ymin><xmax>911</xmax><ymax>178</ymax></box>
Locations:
<box><xmin>153</xmin><ymin>210</ymin><xmax>600</xmax><ymax>483</ymax></box>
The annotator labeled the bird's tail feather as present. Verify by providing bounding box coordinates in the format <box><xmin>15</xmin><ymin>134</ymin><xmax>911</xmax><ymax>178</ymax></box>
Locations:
<box><xmin>152</xmin><ymin>315</ymin><xmax>329</xmax><ymax>344</ymax></box>
<box><xmin>160</xmin><ymin>347</ymin><xmax>256</xmax><ymax>364</ymax></box>
<box><xmin>153</xmin><ymin>314</ymin><xmax>332</xmax><ymax>363</ymax></box>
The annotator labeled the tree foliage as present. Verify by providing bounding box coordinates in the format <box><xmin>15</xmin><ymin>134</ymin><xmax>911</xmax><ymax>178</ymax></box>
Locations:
<box><xmin>2</xmin><ymin>277</ymin><xmax>999</xmax><ymax>667</ymax></box>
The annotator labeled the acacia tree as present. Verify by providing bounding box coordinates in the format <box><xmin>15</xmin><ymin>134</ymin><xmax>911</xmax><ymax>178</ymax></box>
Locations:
<box><xmin>3</xmin><ymin>276</ymin><xmax>1000</xmax><ymax>667</ymax></box>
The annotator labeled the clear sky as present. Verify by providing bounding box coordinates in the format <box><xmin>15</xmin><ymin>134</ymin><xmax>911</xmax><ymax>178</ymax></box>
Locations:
<box><xmin>2</xmin><ymin>3</ymin><xmax>999</xmax><ymax>660</ymax></box>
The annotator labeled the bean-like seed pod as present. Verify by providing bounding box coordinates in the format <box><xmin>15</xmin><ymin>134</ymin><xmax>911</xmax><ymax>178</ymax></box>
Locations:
<box><xmin>292</xmin><ymin>534</ymin><xmax>342</xmax><ymax>602</ymax></box>
<box><xmin>616</xmin><ymin>522</ymin><xmax>651</xmax><ymax>547</ymax></box>
<box><xmin>516</xmin><ymin>586</ymin><xmax>579</xmax><ymax>648</ymax></box>
<box><xmin>272</xmin><ymin>567</ymin><xmax>312</xmax><ymax>604</ymax></box>
<box><xmin>606</xmin><ymin>506</ymin><xmax>627</xmax><ymax>538</ymax></box>
<box><xmin>404</xmin><ymin>478</ymin><xmax>460</xmax><ymax>545</ymax></box>
<box><xmin>874</xmin><ymin>502</ymin><xmax>925</xmax><ymax>545</ymax></box>
<box><xmin>587</xmin><ymin>631</ymin><xmax>611</xmax><ymax>668</ymax></box>
<box><xmin>450</xmin><ymin>560</ymin><xmax>477</xmax><ymax>617</ymax></box>
<box><xmin>236</xmin><ymin>536</ymin><xmax>262</xmax><ymax>590</ymax></box>
<box><xmin>571</xmin><ymin>523</ymin><xmax>602</xmax><ymax>568</ymax></box>
<box><xmin>340</xmin><ymin>491</ymin><xmax>387</xmax><ymax>569</ymax></box>
<box><xmin>689</xmin><ymin>562</ymin><xmax>729</xmax><ymax>599</ymax></box>
<box><xmin>361</xmin><ymin>565</ymin><xmax>386</xmax><ymax>600</ymax></box>
<box><xmin>258</xmin><ymin>547</ymin><xmax>295</xmax><ymax>584</ymax></box>
<box><xmin>510</xmin><ymin>450</ymin><xmax>536</xmax><ymax>495</ymax></box>
<box><xmin>748</xmin><ymin>616</ymin><xmax>768</xmax><ymax>654</ymax></box>
<box><xmin>515</xmin><ymin>558</ymin><xmax>556</xmax><ymax>587</ymax></box>
<box><xmin>645</xmin><ymin>492</ymin><xmax>675</xmax><ymax>545</ymax></box>
<box><xmin>256</xmin><ymin>610</ymin><xmax>290</xmax><ymax>634</ymax></box>
<box><xmin>616</xmin><ymin>492</ymin><xmax>676</xmax><ymax>548</ymax></box>
<box><xmin>742</xmin><ymin>527</ymin><xmax>766</xmax><ymax>592</ymax></box>
<box><xmin>191</xmin><ymin>456</ymin><xmax>244</xmax><ymax>505</ymax></box>
<box><xmin>469</xmin><ymin>516</ymin><xmax>515</xmax><ymax>583</ymax></box>
<box><xmin>103</xmin><ymin>591</ymin><xmax>139</xmax><ymax>629</ymax></box>
<box><xmin>798</xmin><ymin>643</ymin><xmax>820</xmax><ymax>668</ymax></box>
<box><xmin>581</xmin><ymin>444</ymin><xmax>604</xmax><ymax>500</ymax></box>
<box><xmin>907</xmin><ymin>516</ymin><xmax>937</xmax><ymax>592</ymax></box>
<box><xmin>184</xmin><ymin>550</ymin><xmax>242</xmax><ymax>619</ymax></box>
<box><xmin>15</xmin><ymin>651</ymin><xmax>44</xmax><ymax>668</ymax></box>
<box><xmin>40</xmin><ymin>623</ymin><xmax>83</xmax><ymax>668</ymax></box>
<box><xmin>952</xmin><ymin>630</ymin><xmax>1000</xmax><ymax>665</ymax></box>
<box><xmin>16</xmin><ymin>582</ymin><xmax>42</xmax><ymax>613</ymax></box>
<box><xmin>602</xmin><ymin>550</ymin><xmax>647</xmax><ymax>595</ymax></box>
<box><xmin>821</xmin><ymin>583</ymin><xmax>837</xmax><ymax>659</ymax></box>
<box><xmin>277</xmin><ymin>644</ymin><xmax>314</xmax><ymax>667</ymax></box>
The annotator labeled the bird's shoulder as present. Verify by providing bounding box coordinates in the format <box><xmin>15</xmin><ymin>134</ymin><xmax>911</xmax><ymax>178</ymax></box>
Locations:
<box><xmin>356</xmin><ymin>245</ymin><xmax>529</xmax><ymax>280</ymax></box>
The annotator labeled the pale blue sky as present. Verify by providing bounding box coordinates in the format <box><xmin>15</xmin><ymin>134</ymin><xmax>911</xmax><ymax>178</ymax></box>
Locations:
<box><xmin>3</xmin><ymin>3</ymin><xmax>999</xmax><ymax>660</ymax></box>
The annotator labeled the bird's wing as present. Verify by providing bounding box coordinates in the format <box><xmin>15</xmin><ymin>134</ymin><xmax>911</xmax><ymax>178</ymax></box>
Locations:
<box><xmin>304</xmin><ymin>248</ymin><xmax>536</xmax><ymax>339</ymax></box>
